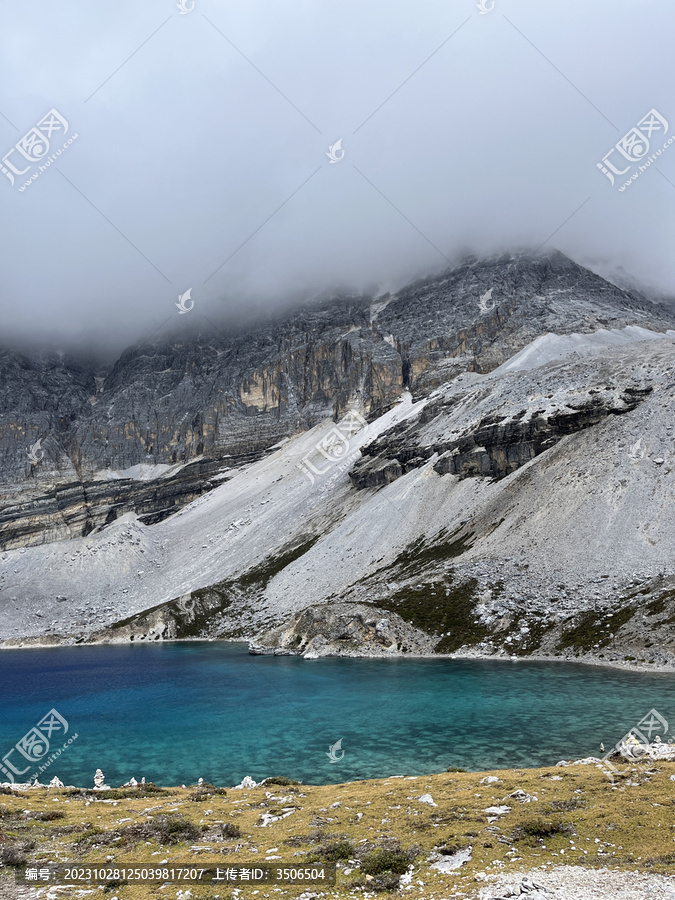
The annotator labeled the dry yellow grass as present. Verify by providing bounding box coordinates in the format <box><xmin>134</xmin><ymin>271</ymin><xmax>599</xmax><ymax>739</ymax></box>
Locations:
<box><xmin>1</xmin><ymin>759</ymin><xmax>674</xmax><ymax>899</ymax></box>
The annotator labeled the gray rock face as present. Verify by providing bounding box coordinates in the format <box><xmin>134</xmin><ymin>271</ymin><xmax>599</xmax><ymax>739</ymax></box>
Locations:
<box><xmin>372</xmin><ymin>248</ymin><xmax>674</xmax><ymax>393</ymax></box>
<box><xmin>0</xmin><ymin>297</ymin><xmax>401</xmax><ymax>549</ymax></box>
<box><xmin>248</xmin><ymin>602</ymin><xmax>435</xmax><ymax>658</ymax></box>
<box><xmin>351</xmin><ymin>376</ymin><xmax>655</xmax><ymax>487</ymax></box>
<box><xmin>0</xmin><ymin>455</ymin><xmax>237</xmax><ymax>550</ymax></box>
<box><xmin>2</xmin><ymin>250</ymin><xmax>674</xmax><ymax>549</ymax></box>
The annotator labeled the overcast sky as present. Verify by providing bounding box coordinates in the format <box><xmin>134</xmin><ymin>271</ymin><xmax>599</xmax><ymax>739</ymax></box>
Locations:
<box><xmin>1</xmin><ymin>0</ymin><xmax>673</xmax><ymax>352</ymax></box>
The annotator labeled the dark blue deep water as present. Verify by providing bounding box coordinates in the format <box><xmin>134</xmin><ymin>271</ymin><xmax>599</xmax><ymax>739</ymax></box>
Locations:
<box><xmin>1</xmin><ymin>642</ymin><xmax>674</xmax><ymax>788</ymax></box>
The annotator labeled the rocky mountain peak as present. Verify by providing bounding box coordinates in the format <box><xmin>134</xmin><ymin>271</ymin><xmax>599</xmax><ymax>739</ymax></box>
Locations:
<box><xmin>1</xmin><ymin>249</ymin><xmax>674</xmax><ymax>551</ymax></box>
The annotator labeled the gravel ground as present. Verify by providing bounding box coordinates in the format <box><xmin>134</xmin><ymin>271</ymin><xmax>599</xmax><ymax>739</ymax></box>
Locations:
<box><xmin>478</xmin><ymin>866</ymin><xmax>675</xmax><ymax>900</ymax></box>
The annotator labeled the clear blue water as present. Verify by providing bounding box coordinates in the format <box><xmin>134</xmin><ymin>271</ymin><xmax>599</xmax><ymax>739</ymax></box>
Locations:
<box><xmin>0</xmin><ymin>642</ymin><xmax>674</xmax><ymax>788</ymax></box>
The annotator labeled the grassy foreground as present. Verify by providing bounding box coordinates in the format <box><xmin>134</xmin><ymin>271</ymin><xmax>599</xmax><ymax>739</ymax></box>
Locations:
<box><xmin>1</xmin><ymin>759</ymin><xmax>675</xmax><ymax>899</ymax></box>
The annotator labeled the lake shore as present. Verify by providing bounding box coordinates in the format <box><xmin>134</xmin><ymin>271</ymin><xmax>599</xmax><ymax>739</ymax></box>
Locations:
<box><xmin>2</xmin><ymin>759</ymin><xmax>675</xmax><ymax>900</ymax></box>
<box><xmin>2</xmin><ymin>631</ymin><xmax>675</xmax><ymax>676</ymax></box>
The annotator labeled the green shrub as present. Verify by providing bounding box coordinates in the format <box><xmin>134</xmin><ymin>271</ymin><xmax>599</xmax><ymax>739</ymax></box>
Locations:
<box><xmin>105</xmin><ymin>783</ymin><xmax>166</xmax><ymax>800</ymax></box>
<box><xmin>154</xmin><ymin>815</ymin><xmax>202</xmax><ymax>845</ymax></box>
<box><xmin>66</xmin><ymin>783</ymin><xmax>168</xmax><ymax>801</ymax></box>
<box><xmin>32</xmin><ymin>809</ymin><xmax>66</xmax><ymax>821</ymax></box>
<box><xmin>547</xmin><ymin>798</ymin><xmax>587</xmax><ymax>812</ymax></box>
<box><xmin>189</xmin><ymin>786</ymin><xmax>227</xmax><ymax>802</ymax></box>
<box><xmin>361</xmin><ymin>848</ymin><xmax>410</xmax><ymax>876</ymax></box>
<box><xmin>513</xmin><ymin>818</ymin><xmax>574</xmax><ymax>846</ymax></box>
<box><xmin>370</xmin><ymin>872</ymin><xmax>402</xmax><ymax>892</ymax></box>
<box><xmin>307</xmin><ymin>840</ymin><xmax>353</xmax><ymax>863</ymax></box>
<box><xmin>75</xmin><ymin>827</ymin><xmax>103</xmax><ymax>844</ymax></box>
<box><xmin>436</xmin><ymin>842</ymin><xmax>466</xmax><ymax>856</ymax></box>
<box><xmin>1</xmin><ymin>847</ymin><xmax>27</xmax><ymax>867</ymax></box>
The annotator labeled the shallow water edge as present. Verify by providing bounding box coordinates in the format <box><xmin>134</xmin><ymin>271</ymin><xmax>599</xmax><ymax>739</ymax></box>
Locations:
<box><xmin>1</xmin><ymin>633</ymin><xmax>674</xmax><ymax>675</ymax></box>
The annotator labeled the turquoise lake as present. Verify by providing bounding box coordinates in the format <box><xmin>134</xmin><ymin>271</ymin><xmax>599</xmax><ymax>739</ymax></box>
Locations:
<box><xmin>1</xmin><ymin>642</ymin><xmax>674</xmax><ymax>787</ymax></box>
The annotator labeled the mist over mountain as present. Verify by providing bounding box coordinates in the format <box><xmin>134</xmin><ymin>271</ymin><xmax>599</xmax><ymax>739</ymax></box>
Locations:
<box><xmin>1</xmin><ymin>0</ymin><xmax>674</xmax><ymax>352</ymax></box>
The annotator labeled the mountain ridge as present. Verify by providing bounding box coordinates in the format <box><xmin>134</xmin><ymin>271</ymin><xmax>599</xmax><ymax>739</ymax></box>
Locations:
<box><xmin>2</xmin><ymin>249</ymin><xmax>674</xmax><ymax>550</ymax></box>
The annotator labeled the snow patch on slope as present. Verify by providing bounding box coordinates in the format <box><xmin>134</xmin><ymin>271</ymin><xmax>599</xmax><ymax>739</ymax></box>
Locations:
<box><xmin>494</xmin><ymin>326</ymin><xmax>675</xmax><ymax>375</ymax></box>
<box><xmin>92</xmin><ymin>462</ymin><xmax>181</xmax><ymax>482</ymax></box>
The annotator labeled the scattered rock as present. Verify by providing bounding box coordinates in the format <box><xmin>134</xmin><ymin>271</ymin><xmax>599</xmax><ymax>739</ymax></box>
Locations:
<box><xmin>233</xmin><ymin>775</ymin><xmax>258</xmax><ymax>790</ymax></box>
<box><xmin>431</xmin><ymin>845</ymin><xmax>472</xmax><ymax>872</ymax></box>
<box><xmin>509</xmin><ymin>789</ymin><xmax>538</xmax><ymax>803</ymax></box>
<box><xmin>258</xmin><ymin>808</ymin><xmax>295</xmax><ymax>827</ymax></box>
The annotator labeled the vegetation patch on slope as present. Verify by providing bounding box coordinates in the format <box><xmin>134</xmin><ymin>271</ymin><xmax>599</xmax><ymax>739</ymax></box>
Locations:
<box><xmin>558</xmin><ymin>606</ymin><xmax>637</xmax><ymax>652</ymax></box>
<box><xmin>376</xmin><ymin>575</ymin><xmax>487</xmax><ymax>653</ymax></box>
<box><xmin>104</xmin><ymin>536</ymin><xmax>320</xmax><ymax>641</ymax></box>
<box><xmin>237</xmin><ymin>535</ymin><xmax>320</xmax><ymax>589</ymax></box>
<box><xmin>383</xmin><ymin>527</ymin><xmax>476</xmax><ymax>579</ymax></box>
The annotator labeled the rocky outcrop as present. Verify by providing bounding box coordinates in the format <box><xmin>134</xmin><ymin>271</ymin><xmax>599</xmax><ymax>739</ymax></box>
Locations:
<box><xmin>350</xmin><ymin>457</ymin><xmax>403</xmax><ymax>489</ymax></box>
<box><xmin>248</xmin><ymin>602</ymin><xmax>435</xmax><ymax>658</ymax></box>
<box><xmin>351</xmin><ymin>366</ymin><xmax>656</xmax><ymax>489</ymax></box>
<box><xmin>241</xmin><ymin>574</ymin><xmax>675</xmax><ymax>668</ymax></box>
<box><xmin>434</xmin><ymin>382</ymin><xmax>653</xmax><ymax>480</ymax></box>
<box><xmin>0</xmin><ymin>455</ymin><xmax>240</xmax><ymax>550</ymax></box>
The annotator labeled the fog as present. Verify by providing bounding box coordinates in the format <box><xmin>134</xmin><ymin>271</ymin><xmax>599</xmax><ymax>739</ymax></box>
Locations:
<box><xmin>0</xmin><ymin>0</ymin><xmax>673</xmax><ymax>353</ymax></box>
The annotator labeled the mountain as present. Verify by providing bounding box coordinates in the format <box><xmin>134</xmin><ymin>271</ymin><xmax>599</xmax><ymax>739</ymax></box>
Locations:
<box><xmin>2</xmin><ymin>249</ymin><xmax>675</xmax><ymax>668</ymax></box>
<box><xmin>2</xmin><ymin>249</ymin><xmax>672</xmax><ymax>550</ymax></box>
